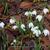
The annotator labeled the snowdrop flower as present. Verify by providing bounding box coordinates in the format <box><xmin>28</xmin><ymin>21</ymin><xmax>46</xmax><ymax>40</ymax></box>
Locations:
<box><xmin>33</xmin><ymin>26</ymin><xmax>39</xmax><ymax>30</ymax></box>
<box><xmin>35</xmin><ymin>30</ymin><xmax>41</xmax><ymax>37</ymax></box>
<box><xmin>43</xmin><ymin>29</ymin><xmax>49</xmax><ymax>36</ymax></box>
<box><xmin>31</xmin><ymin>27</ymin><xmax>35</xmax><ymax>32</ymax></box>
<box><xmin>43</xmin><ymin>8</ymin><xmax>49</xmax><ymax>14</ymax></box>
<box><xmin>35</xmin><ymin>33</ymin><xmax>39</xmax><ymax>37</ymax></box>
<box><xmin>11</xmin><ymin>42</ymin><xmax>14</xmax><ymax>45</ymax></box>
<box><xmin>36</xmin><ymin>15</ymin><xmax>43</xmax><ymax>22</ymax></box>
<box><xmin>21</xmin><ymin>24</ymin><xmax>25</xmax><ymax>31</ymax></box>
<box><xmin>9</xmin><ymin>18</ymin><xmax>15</xmax><ymax>24</ymax></box>
<box><xmin>25</xmin><ymin>11</ymin><xmax>29</xmax><ymax>16</ymax></box>
<box><xmin>28</xmin><ymin>22</ymin><xmax>34</xmax><ymax>28</ymax></box>
<box><xmin>38</xmin><ymin>30</ymin><xmax>41</xmax><ymax>35</ymax></box>
<box><xmin>33</xmin><ymin>30</ymin><xmax>38</xmax><ymax>37</ymax></box>
<box><xmin>13</xmin><ymin>39</ymin><xmax>16</xmax><ymax>43</ymax></box>
<box><xmin>0</xmin><ymin>22</ymin><xmax>5</xmax><ymax>28</ymax></box>
<box><xmin>32</xmin><ymin>29</ymin><xmax>41</xmax><ymax>37</ymax></box>
<box><xmin>12</xmin><ymin>25</ymin><xmax>18</xmax><ymax>30</ymax></box>
<box><xmin>32</xmin><ymin>10</ymin><xmax>37</xmax><ymax>15</ymax></box>
<box><xmin>31</xmin><ymin>26</ymin><xmax>41</xmax><ymax>37</ymax></box>
<box><xmin>31</xmin><ymin>26</ymin><xmax>39</xmax><ymax>32</ymax></box>
<box><xmin>25</xmin><ymin>11</ymin><xmax>32</xmax><ymax>16</ymax></box>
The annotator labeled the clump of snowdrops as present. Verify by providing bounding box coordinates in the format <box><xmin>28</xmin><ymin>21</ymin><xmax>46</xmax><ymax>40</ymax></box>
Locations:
<box><xmin>0</xmin><ymin>8</ymin><xmax>50</xmax><ymax>50</ymax></box>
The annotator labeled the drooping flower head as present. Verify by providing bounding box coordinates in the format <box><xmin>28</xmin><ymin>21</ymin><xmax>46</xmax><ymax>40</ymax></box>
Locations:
<box><xmin>28</xmin><ymin>22</ymin><xmax>34</xmax><ymax>28</ymax></box>
<box><xmin>32</xmin><ymin>10</ymin><xmax>37</xmax><ymax>15</ymax></box>
<box><xmin>0</xmin><ymin>22</ymin><xmax>5</xmax><ymax>28</ymax></box>
<box><xmin>43</xmin><ymin>29</ymin><xmax>50</xmax><ymax>36</ymax></box>
<box><xmin>9</xmin><ymin>18</ymin><xmax>15</xmax><ymax>24</ymax></box>
<box><xmin>13</xmin><ymin>39</ymin><xmax>16</xmax><ymax>43</ymax></box>
<box><xmin>25</xmin><ymin>11</ymin><xmax>32</xmax><ymax>16</ymax></box>
<box><xmin>12</xmin><ymin>25</ymin><xmax>18</xmax><ymax>30</ymax></box>
<box><xmin>43</xmin><ymin>8</ymin><xmax>49</xmax><ymax>14</ymax></box>
<box><xmin>31</xmin><ymin>26</ymin><xmax>41</xmax><ymax>37</ymax></box>
<box><xmin>21</xmin><ymin>24</ymin><xmax>25</xmax><ymax>31</ymax></box>
<box><xmin>36</xmin><ymin>15</ymin><xmax>43</xmax><ymax>22</ymax></box>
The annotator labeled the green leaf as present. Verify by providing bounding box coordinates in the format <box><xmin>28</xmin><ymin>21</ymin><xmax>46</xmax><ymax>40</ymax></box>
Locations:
<box><xmin>35</xmin><ymin>43</ymin><xmax>41</xmax><ymax>50</ymax></box>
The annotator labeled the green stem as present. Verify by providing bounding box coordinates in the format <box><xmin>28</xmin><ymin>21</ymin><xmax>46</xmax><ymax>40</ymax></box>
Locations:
<box><xmin>4</xmin><ymin>3</ymin><xmax>8</xmax><ymax>15</ymax></box>
<box><xmin>14</xmin><ymin>44</ymin><xmax>16</xmax><ymax>50</ymax></box>
<box><xmin>39</xmin><ymin>38</ymin><xmax>41</xmax><ymax>50</ymax></box>
<box><xmin>35</xmin><ymin>38</ymin><xmax>41</xmax><ymax>50</ymax></box>
<box><xmin>29</xmin><ymin>16</ymin><xmax>32</xmax><ymax>22</ymax></box>
<box><xmin>4</xmin><ymin>44</ymin><xmax>6</xmax><ymax>50</ymax></box>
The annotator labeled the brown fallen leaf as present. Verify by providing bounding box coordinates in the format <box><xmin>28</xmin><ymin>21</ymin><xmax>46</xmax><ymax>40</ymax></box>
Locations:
<box><xmin>0</xmin><ymin>4</ymin><xmax>4</xmax><ymax>13</ymax></box>
<box><xmin>19</xmin><ymin>1</ymin><xmax>33</xmax><ymax>9</ymax></box>
<box><xmin>47</xmin><ymin>13</ymin><xmax>50</xmax><ymax>20</ymax></box>
<box><xmin>44</xmin><ymin>13</ymin><xmax>50</xmax><ymax>31</ymax></box>
<box><xmin>41</xmin><ymin>36</ymin><xmax>50</xmax><ymax>50</ymax></box>
<box><xmin>7</xmin><ymin>0</ymin><xmax>15</xmax><ymax>3</ymax></box>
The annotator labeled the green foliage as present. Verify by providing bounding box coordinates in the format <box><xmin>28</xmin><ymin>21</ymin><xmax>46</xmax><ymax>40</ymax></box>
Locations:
<box><xmin>0</xmin><ymin>0</ymin><xmax>9</xmax><ymax>15</ymax></box>
<box><xmin>4</xmin><ymin>3</ymin><xmax>9</xmax><ymax>15</ymax></box>
<box><xmin>0</xmin><ymin>29</ymin><xmax>8</xmax><ymax>50</ymax></box>
<box><xmin>35</xmin><ymin>43</ymin><xmax>41</xmax><ymax>50</ymax></box>
<box><xmin>35</xmin><ymin>38</ymin><xmax>41</xmax><ymax>50</ymax></box>
<box><xmin>0</xmin><ymin>0</ymin><xmax>7</xmax><ymax>3</ymax></box>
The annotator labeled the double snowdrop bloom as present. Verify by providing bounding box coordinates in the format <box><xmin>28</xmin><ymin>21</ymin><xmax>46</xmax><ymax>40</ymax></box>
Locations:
<box><xmin>32</xmin><ymin>10</ymin><xmax>37</xmax><ymax>15</ymax></box>
<box><xmin>9</xmin><ymin>18</ymin><xmax>15</xmax><ymax>24</ymax></box>
<box><xmin>21</xmin><ymin>24</ymin><xmax>25</xmax><ymax>31</ymax></box>
<box><xmin>34</xmin><ymin>30</ymin><xmax>41</xmax><ymax>37</ymax></box>
<box><xmin>0</xmin><ymin>22</ymin><xmax>5</xmax><ymax>28</ymax></box>
<box><xmin>25</xmin><ymin>11</ymin><xmax>32</xmax><ymax>16</ymax></box>
<box><xmin>28</xmin><ymin>22</ymin><xmax>34</xmax><ymax>28</ymax></box>
<box><xmin>43</xmin><ymin>29</ymin><xmax>49</xmax><ymax>36</ymax></box>
<box><xmin>31</xmin><ymin>26</ymin><xmax>41</xmax><ymax>37</ymax></box>
<box><xmin>43</xmin><ymin>8</ymin><xmax>49</xmax><ymax>14</ymax></box>
<box><xmin>36</xmin><ymin>15</ymin><xmax>43</xmax><ymax>22</ymax></box>
<box><xmin>31</xmin><ymin>26</ymin><xmax>39</xmax><ymax>32</ymax></box>
<box><xmin>12</xmin><ymin>25</ymin><xmax>18</xmax><ymax>30</ymax></box>
<box><xmin>25</xmin><ymin>10</ymin><xmax>37</xmax><ymax>16</ymax></box>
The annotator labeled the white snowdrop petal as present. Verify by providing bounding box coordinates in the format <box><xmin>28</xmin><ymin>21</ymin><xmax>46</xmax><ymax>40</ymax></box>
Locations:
<box><xmin>33</xmin><ymin>30</ymin><xmax>39</xmax><ymax>37</ymax></box>
<box><xmin>11</xmin><ymin>42</ymin><xmax>14</xmax><ymax>45</ymax></box>
<box><xmin>25</xmin><ymin>11</ymin><xmax>29</xmax><ymax>16</ymax></box>
<box><xmin>43</xmin><ymin>29</ymin><xmax>49</xmax><ymax>36</ymax></box>
<box><xmin>36</xmin><ymin>15</ymin><xmax>43</xmax><ymax>22</ymax></box>
<box><xmin>12</xmin><ymin>25</ymin><xmax>18</xmax><ymax>30</ymax></box>
<box><xmin>29</xmin><ymin>11</ymin><xmax>32</xmax><ymax>15</ymax></box>
<box><xmin>34</xmin><ymin>30</ymin><xmax>38</xmax><ymax>34</ymax></box>
<box><xmin>0</xmin><ymin>22</ymin><xmax>5</xmax><ymax>28</ymax></box>
<box><xmin>21</xmin><ymin>24</ymin><xmax>25</xmax><ymax>31</ymax></box>
<box><xmin>25</xmin><ymin>11</ymin><xmax>32</xmax><ymax>16</ymax></box>
<box><xmin>32</xmin><ymin>10</ymin><xmax>37</xmax><ymax>15</ymax></box>
<box><xmin>21</xmin><ymin>24</ymin><xmax>25</xmax><ymax>29</ymax></box>
<box><xmin>38</xmin><ymin>30</ymin><xmax>41</xmax><ymax>35</ymax></box>
<box><xmin>10</xmin><ymin>19</ymin><xmax>15</xmax><ymax>24</ymax></box>
<box><xmin>31</xmin><ymin>26</ymin><xmax>39</xmax><ymax>32</ymax></box>
<box><xmin>34</xmin><ymin>30</ymin><xmax>41</xmax><ymax>37</ymax></box>
<box><xmin>31</xmin><ymin>27</ymin><xmax>35</xmax><ymax>32</ymax></box>
<box><xmin>43</xmin><ymin>8</ymin><xmax>49</xmax><ymax>14</ymax></box>
<box><xmin>44</xmin><ymin>33</ymin><xmax>48</xmax><ymax>36</ymax></box>
<box><xmin>13</xmin><ymin>39</ymin><xmax>16</xmax><ymax>43</ymax></box>
<box><xmin>28</xmin><ymin>22</ymin><xmax>34</xmax><ymax>28</ymax></box>
<box><xmin>34</xmin><ymin>26</ymin><xmax>39</xmax><ymax>30</ymax></box>
<box><xmin>35</xmin><ymin>33</ymin><xmax>39</xmax><ymax>37</ymax></box>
